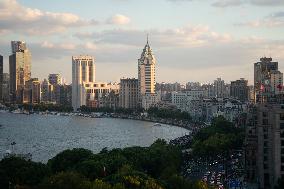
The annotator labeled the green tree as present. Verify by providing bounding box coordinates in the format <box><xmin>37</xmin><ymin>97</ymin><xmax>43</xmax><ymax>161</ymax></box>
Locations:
<box><xmin>40</xmin><ymin>172</ymin><xmax>90</xmax><ymax>189</ymax></box>
<box><xmin>0</xmin><ymin>156</ymin><xmax>51</xmax><ymax>189</ymax></box>
<box><xmin>48</xmin><ymin>148</ymin><xmax>93</xmax><ymax>173</ymax></box>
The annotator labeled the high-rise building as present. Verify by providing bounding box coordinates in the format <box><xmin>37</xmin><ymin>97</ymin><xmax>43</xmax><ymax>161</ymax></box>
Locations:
<box><xmin>230</xmin><ymin>78</ymin><xmax>249</xmax><ymax>102</ymax></box>
<box><xmin>254</xmin><ymin>57</ymin><xmax>279</xmax><ymax>103</ymax></box>
<box><xmin>138</xmin><ymin>37</ymin><xmax>160</xmax><ymax>109</ymax></box>
<box><xmin>0</xmin><ymin>55</ymin><xmax>3</xmax><ymax>101</ymax></box>
<box><xmin>55</xmin><ymin>84</ymin><xmax>72</xmax><ymax>107</ymax></box>
<box><xmin>119</xmin><ymin>78</ymin><xmax>139</xmax><ymax>109</ymax></box>
<box><xmin>48</xmin><ymin>74</ymin><xmax>62</xmax><ymax>86</ymax></box>
<box><xmin>2</xmin><ymin>73</ymin><xmax>9</xmax><ymax>102</ymax></box>
<box><xmin>41</xmin><ymin>79</ymin><xmax>55</xmax><ymax>103</ymax></box>
<box><xmin>11</xmin><ymin>41</ymin><xmax>27</xmax><ymax>54</ymax></box>
<box><xmin>25</xmin><ymin>78</ymin><xmax>41</xmax><ymax>104</ymax></box>
<box><xmin>72</xmin><ymin>55</ymin><xmax>95</xmax><ymax>111</ymax></box>
<box><xmin>245</xmin><ymin>104</ymin><xmax>284</xmax><ymax>188</ymax></box>
<box><xmin>138</xmin><ymin>38</ymin><xmax>156</xmax><ymax>95</ymax></box>
<box><xmin>9</xmin><ymin>41</ymin><xmax>31</xmax><ymax>103</ymax></box>
<box><xmin>270</xmin><ymin>70</ymin><xmax>283</xmax><ymax>95</ymax></box>
<box><xmin>213</xmin><ymin>78</ymin><xmax>225</xmax><ymax>98</ymax></box>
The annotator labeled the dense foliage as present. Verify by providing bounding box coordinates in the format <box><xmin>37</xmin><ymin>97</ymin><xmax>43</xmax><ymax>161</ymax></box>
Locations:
<box><xmin>21</xmin><ymin>103</ymin><xmax>73</xmax><ymax>112</ymax></box>
<box><xmin>191</xmin><ymin>116</ymin><xmax>244</xmax><ymax>157</ymax></box>
<box><xmin>0</xmin><ymin>139</ymin><xmax>207</xmax><ymax>189</ymax></box>
<box><xmin>147</xmin><ymin>107</ymin><xmax>192</xmax><ymax>121</ymax></box>
<box><xmin>79</xmin><ymin>106</ymin><xmax>143</xmax><ymax>114</ymax></box>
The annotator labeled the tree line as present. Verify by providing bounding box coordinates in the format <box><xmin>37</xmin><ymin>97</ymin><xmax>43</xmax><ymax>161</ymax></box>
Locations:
<box><xmin>0</xmin><ymin>140</ymin><xmax>209</xmax><ymax>189</ymax></box>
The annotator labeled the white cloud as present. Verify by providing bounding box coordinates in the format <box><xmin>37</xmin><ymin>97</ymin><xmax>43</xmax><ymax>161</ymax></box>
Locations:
<box><xmin>212</xmin><ymin>0</ymin><xmax>284</xmax><ymax>7</ymax></box>
<box><xmin>85</xmin><ymin>42</ymin><xmax>97</xmax><ymax>51</ymax></box>
<box><xmin>75</xmin><ymin>25</ymin><xmax>232</xmax><ymax>48</ymax></box>
<box><xmin>107</xmin><ymin>14</ymin><xmax>131</xmax><ymax>25</ymax></box>
<box><xmin>237</xmin><ymin>20</ymin><xmax>284</xmax><ymax>28</ymax></box>
<box><xmin>212</xmin><ymin>0</ymin><xmax>243</xmax><ymax>7</ymax></box>
<box><xmin>0</xmin><ymin>0</ymin><xmax>98</xmax><ymax>35</ymax></box>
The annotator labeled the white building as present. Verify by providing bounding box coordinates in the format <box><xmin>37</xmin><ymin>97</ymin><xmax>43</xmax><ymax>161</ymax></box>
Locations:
<box><xmin>72</xmin><ymin>55</ymin><xmax>96</xmax><ymax>111</ymax></box>
<box><xmin>172</xmin><ymin>89</ymin><xmax>206</xmax><ymax>111</ymax></box>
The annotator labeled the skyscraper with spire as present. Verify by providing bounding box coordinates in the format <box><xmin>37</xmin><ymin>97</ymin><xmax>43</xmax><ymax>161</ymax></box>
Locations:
<box><xmin>138</xmin><ymin>36</ymin><xmax>160</xmax><ymax>109</ymax></box>
<box><xmin>138</xmin><ymin>35</ymin><xmax>156</xmax><ymax>95</ymax></box>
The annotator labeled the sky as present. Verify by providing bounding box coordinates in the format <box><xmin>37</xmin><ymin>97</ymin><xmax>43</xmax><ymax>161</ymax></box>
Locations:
<box><xmin>1</xmin><ymin>0</ymin><xmax>284</xmax><ymax>85</ymax></box>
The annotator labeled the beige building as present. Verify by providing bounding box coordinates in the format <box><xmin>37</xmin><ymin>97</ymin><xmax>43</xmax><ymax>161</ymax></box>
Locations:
<box><xmin>72</xmin><ymin>55</ymin><xmax>95</xmax><ymax>110</ymax></box>
<box><xmin>83</xmin><ymin>82</ymin><xmax>119</xmax><ymax>108</ymax></box>
<box><xmin>138</xmin><ymin>37</ymin><xmax>160</xmax><ymax>109</ymax></box>
<box><xmin>119</xmin><ymin>78</ymin><xmax>139</xmax><ymax>109</ymax></box>
<box><xmin>138</xmin><ymin>38</ymin><xmax>156</xmax><ymax>95</ymax></box>
<box><xmin>9</xmin><ymin>41</ymin><xmax>31</xmax><ymax>103</ymax></box>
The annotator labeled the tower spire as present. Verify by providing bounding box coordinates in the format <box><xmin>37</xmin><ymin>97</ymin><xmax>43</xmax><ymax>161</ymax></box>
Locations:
<box><xmin>147</xmin><ymin>33</ymin><xmax>149</xmax><ymax>45</ymax></box>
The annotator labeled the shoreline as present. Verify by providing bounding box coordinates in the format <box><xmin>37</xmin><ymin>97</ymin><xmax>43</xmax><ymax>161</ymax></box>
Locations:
<box><xmin>0</xmin><ymin>109</ymin><xmax>205</xmax><ymax>133</ymax></box>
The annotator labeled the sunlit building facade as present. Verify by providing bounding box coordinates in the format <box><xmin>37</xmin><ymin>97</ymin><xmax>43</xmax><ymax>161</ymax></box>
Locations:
<box><xmin>72</xmin><ymin>55</ymin><xmax>96</xmax><ymax>110</ymax></box>
<box><xmin>9</xmin><ymin>41</ymin><xmax>31</xmax><ymax>103</ymax></box>
<box><xmin>138</xmin><ymin>38</ymin><xmax>160</xmax><ymax>109</ymax></box>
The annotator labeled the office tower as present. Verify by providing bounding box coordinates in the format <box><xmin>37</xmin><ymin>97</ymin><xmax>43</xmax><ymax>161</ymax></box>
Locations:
<box><xmin>246</xmin><ymin>104</ymin><xmax>284</xmax><ymax>188</ymax></box>
<box><xmin>9</xmin><ymin>41</ymin><xmax>31</xmax><ymax>103</ymax></box>
<box><xmin>119</xmin><ymin>78</ymin><xmax>139</xmax><ymax>109</ymax></box>
<box><xmin>138</xmin><ymin>37</ymin><xmax>156</xmax><ymax>95</ymax></box>
<box><xmin>25</xmin><ymin>78</ymin><xmax>41</xmax><ymax>104</ymax></box>
<box><xmin>2</xmin><ymin>73</ymin><xmax>9</xmax><ymax>102</ymax></box>
<box><xmin>48</xmin><ymin>74</ymin><xmax>62</xmax><ymax>86</ymax></box>
<box><xmin>55</xmin><ymin>84</ymin><xmax>72</xmax><ymax>106</ymax></box>
<box><xmin>72</xmin><ymin>55</ymin><xmax>95</xmax><ymax>111</ymax></box>
<box><xmin>213</xmin><ymin>78</ymin><xmax>225</xmax><ymax>98</ymax></box>
<box><xmin>137</xmin><ymin>37</ymin><xmax>160</xmax><ymax>109</ymax></box>
<box><xmin>270</xmin><ymin>70</ymin><xmax>283</xmax><ymax>95</ymax></box>
<box><xmin>41</xmin><ymin>79</ymin><xmax>55</xmax><ymax>103</ymax></box>
<box><xmin>254</xmin><ymin>57</ymin><xmax>279</xmax><ymax>103</ymax></box>
<box><xmin>0</xmin><ymin>55</ymin><xmax>3</xmax><ymax>101</ymax></box>
<box><xmin>11</xmin><ymin>41</ymin><xmax>27</xmax><ymax>54</ymax></box>
<box><xmin>230</xmin><ymin>78</ymin><xmax>249</xmax><ymax>102</ymax></box>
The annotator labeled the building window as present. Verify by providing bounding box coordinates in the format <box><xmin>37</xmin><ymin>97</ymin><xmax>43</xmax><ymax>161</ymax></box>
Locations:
<box><xmin>264</xmin><ymin>163</ymin><xmax>268</xmax><ymax>169</ymax></box>
<box><xmin>264</xmin><ymin>156</ymin><xmax>268</xmax><ymax>161</ymax></box>
<box><xmin>264</xmin><ymin>134</ymin><xmax>268</xmax><ymax>139</ymax></box>
<box><xmin>263</xmin><ymin>119</ymin><xmax>268</xmax><ymax>125</ymax></box>
<box><xmin>281</xmin><ymin>113</ymin><xmax>284</xmax><ymax>121</ymax></box>
<box><xmin>263</xmin><ymin>112</ymin><xmax>268</xmax><ymax>117</ymax></box>
<box><xmin>281</xmin><ymin>123</ymin><xmax>284</xmax><ymax>129</ymax></box>
<box><xmin>264</xmin><ymin>148</ymin><xmax>268</xmax><ymax>154</ymax></box>
<box><xmin>264</xmin><ymin>142</ymin><xmax>268</xmax><ymax>147</ymax></box>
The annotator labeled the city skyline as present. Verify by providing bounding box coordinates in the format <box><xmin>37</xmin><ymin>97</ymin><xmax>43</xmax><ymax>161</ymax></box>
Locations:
<box><xmin>1</xmin><ymin>0</ymin><xmax>284</xmax><ymax>84</ymax></box>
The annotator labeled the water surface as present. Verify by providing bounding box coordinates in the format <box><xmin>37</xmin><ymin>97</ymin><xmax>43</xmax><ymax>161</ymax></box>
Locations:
<box><xmin>0</xmin><ymin>112</ymin><xmax>189</xmax><ymax>162</ymax></box>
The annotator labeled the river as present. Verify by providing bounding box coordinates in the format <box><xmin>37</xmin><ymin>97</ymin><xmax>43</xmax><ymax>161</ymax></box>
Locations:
<box><xmin>0</xmin><ymin>112</ymin><xmax>190</xmax><ymax>162</ymax></box>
